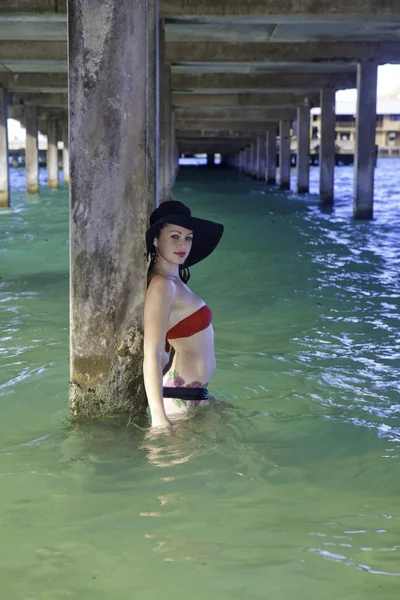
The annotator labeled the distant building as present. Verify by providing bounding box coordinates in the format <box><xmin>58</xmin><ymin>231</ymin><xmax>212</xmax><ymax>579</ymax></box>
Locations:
<box><xmin>311</xmin><ymin>88</ymin><xmax>400</xmax><ymax>158</ymax></box>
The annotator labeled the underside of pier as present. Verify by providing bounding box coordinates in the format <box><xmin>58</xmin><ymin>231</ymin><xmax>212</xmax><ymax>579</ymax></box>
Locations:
<box><xmin>1</xmin><ymin>1</ymin><xmax>399</xmax><ymax>415</ymax></box>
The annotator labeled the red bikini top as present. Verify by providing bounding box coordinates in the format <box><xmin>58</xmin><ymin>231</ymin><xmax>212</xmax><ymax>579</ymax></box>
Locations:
<box><xmin>165</xmin><ymin>304</ymin><xmax>212</xmax><ymax>352</ymax></box>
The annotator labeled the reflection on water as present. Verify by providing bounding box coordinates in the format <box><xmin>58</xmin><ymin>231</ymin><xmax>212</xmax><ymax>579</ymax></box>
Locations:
<box><xmin>1</xmin><ymin>162</ymin><xmax>400</xmax><ymax>599</ymax></box>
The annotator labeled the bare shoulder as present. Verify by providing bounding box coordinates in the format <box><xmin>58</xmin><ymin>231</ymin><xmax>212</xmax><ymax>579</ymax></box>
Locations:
<box><xmin>146</xmin><ymin>274</ymin><xmax>176</xmax><ymax>301</ymax></box>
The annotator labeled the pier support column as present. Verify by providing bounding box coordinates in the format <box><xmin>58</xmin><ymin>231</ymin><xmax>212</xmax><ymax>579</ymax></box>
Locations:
<box><xmin>297</xmin><ymin>104</ymin><xmax>310</xmax><ymax>194</ymax></box>
<box><xmin>164</xmin><ymin>67</ymin><xmax>172</xmax><ymax>198</ymax></box>
<box><xmin>158</xmin><ymin>22</ymin><xmax>166</xmax><ymax>202</ymax></box>
<box><xmin>46</xmin><ymin>120</ymin><xmax>59</xmax><ymax>188</ymax></box>
<box><xmin>68</xmin><ymin>0</ymin><xmax>157</xmax><ymax>416</ymax></box>
<box><xmin>279</xmin><ymin>119</ymin><xmax>291</xmax><ymax>190</ymax></box>
<box><xmin>266</xmin><ymin>128</ymin><xmax>277</xmax><ymax>184</ymax></box>
<box><xmin>256</xmin><ymin>134</ymin><xmax>266</xmax><ymax>180</ymax></box>
<box><xmin>245</xmin><ymin>146</ymin><xmax>251</xmax><ymax>175</ymax></box>
<box><xmin>319</xmin><ymin>87</ymin><xmax>336</xmax><ymax>204</ymax></box>
<box><xmin>62</xmin><ymin>121</ymin><xmax>69</xmax><ymax>185</ymax></box>
<box><xmin>25</xmin><ymin>106</ymin><xmax>39</xmax><ymax>194</ymax></box>
<box><xmin>250</xmin><ymin>142</ymin><xmax>257</xmax><ymax>178</ymax></box>
<box><xmin>0</xmin><ymin>87</ymin><xmax>9</xmax><ymax>208</ymax></box>
<box><xmin>354</xmin><ymin>63</ymin><xmax>378</xmax><ymax>219</ymax></box>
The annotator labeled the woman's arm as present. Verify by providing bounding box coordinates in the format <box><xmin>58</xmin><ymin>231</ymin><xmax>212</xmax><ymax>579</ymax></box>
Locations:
<box><xmin>143</xmin><ymin>275</ymin><xmax>175</xmax><ymax>428</ymax></box>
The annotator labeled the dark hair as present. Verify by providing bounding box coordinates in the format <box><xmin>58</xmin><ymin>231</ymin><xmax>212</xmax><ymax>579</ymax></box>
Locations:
<box><xmin>147</xmin><ymin>223</ymin><xmax>191</xmax><ymax>284</ymax></box>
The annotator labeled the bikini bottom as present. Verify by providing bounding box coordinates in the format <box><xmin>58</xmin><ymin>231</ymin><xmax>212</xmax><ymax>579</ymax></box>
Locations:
<box><xmin>162</xmin><ymin>386</ymin><xmax>209</xmax><ymax>401</ymax></box>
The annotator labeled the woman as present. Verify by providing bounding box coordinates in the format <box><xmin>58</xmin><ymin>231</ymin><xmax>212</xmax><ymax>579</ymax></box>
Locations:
<box><xmin>144</xmin><ymin>200</ymin><xmax>224</xmax><ymax>430</ymax></box>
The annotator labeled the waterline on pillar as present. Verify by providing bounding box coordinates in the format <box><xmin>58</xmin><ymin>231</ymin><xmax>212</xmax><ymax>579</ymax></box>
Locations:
<box><xmin>0</xmin><ymin>190</ymin><xmax>9</xmax><ymax>207</ymax></box>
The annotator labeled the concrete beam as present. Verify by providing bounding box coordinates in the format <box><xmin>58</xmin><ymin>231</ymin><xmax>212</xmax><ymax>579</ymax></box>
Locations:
<box><xmin>175</xmin><ymin>120</ymin><xmax>279</xmax><ymax>131</ymax></box>
<box><xmin>175</xmin><ymin>108</ymin><xmax>296</xmax><ymax>121</ymax></box>
<box><xmin>172</xmin><ymin>92</ymin><xmax>320</xmax><ymax>108</ymax></box>
<box><xmin>167</xmin><ymin>42</ymin><xmax>399</xmax><ymax>64</ymax></box>
<box><xmin>0</xmin><ymin>1</ymin><xmax>66</xmax><ymax>12</ymax></box>
<box><xmin>162</xmin><ymin>0</ymin><xmax>400</xmax><ymax>18</ymax></box>
<box><xmin>0</xmin><ymin>41</ymin><xmax>66</xmax><ymax>61</ymax></box>
<box><xmin>8</xmin><ymin>92</ymin><xmax>67</xmax><ymax>107</ymax></box>
<box><xmin>0</xmin><ymin>72</ymin><xmax>67</xmax><ymax>92</ymax></box>
<box><xmin>172</xmin><ymin>72</ymin><xmax>357</xmax><ymax>92</ymax></box>
<box><xmin>176</xmin><ymin>129</ymin><xmax>264</xmax><ymax>138</ymax></box>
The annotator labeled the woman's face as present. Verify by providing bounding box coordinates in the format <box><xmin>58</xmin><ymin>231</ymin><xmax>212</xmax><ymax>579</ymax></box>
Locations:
<box><xmin>154</xmin><ymin>223</ymin><xmax>193</xmax><ymax>265</ymax></box>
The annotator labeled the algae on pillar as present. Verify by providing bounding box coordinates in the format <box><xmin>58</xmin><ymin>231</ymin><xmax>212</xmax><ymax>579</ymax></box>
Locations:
<box><xmin>68</xmin><ymin>0</ymin><xmax>157</xmax><ymax>417</ymax></box>
<box><xmin>25</xmin><ymin>105</ymin><xmax>39</xmax><ymax>194</ymax></box>
<box><xmin>47</xmin><ymin>120</ymin><xmax>59</xmax><ymax>188</ymax></box>
<box><xmin>354</xmin><ymin>63</ymin><xmax>378</xmax><ymax>219</ymax></box>
<box><xmin>0</xmin><ymin>87</ymin><xmax>9</xmax><ymax>208</ymax></box>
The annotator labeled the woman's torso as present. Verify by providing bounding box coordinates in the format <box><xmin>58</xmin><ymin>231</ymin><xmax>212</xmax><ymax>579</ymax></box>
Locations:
<box><xmin>149</xmin><ymin>271</ymin><xmax>216</xmax><ymax>387</ymax></box>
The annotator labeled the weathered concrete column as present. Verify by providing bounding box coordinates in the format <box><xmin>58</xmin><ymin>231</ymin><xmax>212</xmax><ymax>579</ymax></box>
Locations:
<box><xmin>354</xmin><ymin>63</ymin><xmax>378</xmax><ymax>219</ymax></box>
<box><xmin>319</xmin><ymin>87</ymin><xmax>336</xmax><ymax>204</ymax></box>
<box><xmin>266</xmin><ymin>128</ymin><xmax>277</xmax><ymax>184</ymax></box>
<box><xmin>25</xmin><ymin>105</ymin><xmax>39</xmax><ymax>194</ymax></box>
<box><xmin>46</xmin><ymin>120</ymin><xmax>59</xmax><ymax>188</ymax></box>
<box><xmin>68</xmin><ymin>0</ymin><xmax>157</xmax><ymax>416</ymax></box>
<box><xmin>297</xmin><ymin>103</ymin><xmax>311</xmax><ymax>194</ymax></box>
<box><xmin>62</xmin><ymin>121</ymin><xmax>69</xmax><ymax>185</ymax></box>
<box><xmin>164</xmin><ymin>66</ymin><xmax>172</xmax><ymax>198</ymax></box>
<box><xmin>170</xmin><ymin>110</ymin><xmax>177</xmax><ymax>187</ymax></box>
<box><xmin>0</xmin><ymin>87</ymin><xmax>9</xmax><ymax>208</ymax></box>
<box><xmin>250</xmin><ymin>142</ymin><xmax>257</xmax><ymax>177</ymax></box>
<box><xmin>158</xmin><ymin>22</ymin><xmax>166</xmax><ymax>201</ymax></box>
<box><xmin>279</xmin><ymin>119</ymin><xmax>291</xmax><ymax>190</ymax></box>
<box><xmin>243</xmin><ymin>146</ymin><xmax>251</xmax><ymax>175</ymax></box>
<box><xmin>256</xmin><ymin>134</ymin><xmax>266</xmax><ymax>180</ymax></box>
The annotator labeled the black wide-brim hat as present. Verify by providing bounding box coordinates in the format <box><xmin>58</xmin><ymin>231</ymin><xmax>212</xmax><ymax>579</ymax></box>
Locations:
<box><xmin>146</xmin><ymin>200</ymin><xmax>224</xmax><ymax>268</ymax></box>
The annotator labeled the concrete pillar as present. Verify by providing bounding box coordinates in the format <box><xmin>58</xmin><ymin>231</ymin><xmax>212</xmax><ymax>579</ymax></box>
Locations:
<box><xmin>158</xmin><ymin>22</ymin><xmax>166</xmax><ymax>201</ymax></box>
<box><xmin>164</xmin><ymin>67</ymin><xmax>172</xmax><ymax>198</ymax></box>
<box><xmin>297</xmin><ymin>104</ymin><xmax>310</xmax><ymax>194</ymax></box>
<box><xmin>319</xmin><ymin>87</ymin><xmax>336</xmax><ymax>204</ymax></box>
<box><xmin>354</xmin><ymin>63</ymin><xmax>378</xmax><ymax>219</ymax></box>
<box><xmin>62</xmin><ymin>121</ymin><xmax>69</xmax><ymax>185</ymax></box>
<box><xmin>25</xmin><ymin>105</ymin><xmax>39</xmax><ymax>194</ymax></box>
<box><xmin>46</xmin><ymin>120</ymin><xmax>59</xmax><ymax>188</ymax></box>
<box><xmin>243</xmin><ymin>145</ymin><xmax>250</xmax><ymax>174</ymax></box>
<box><xmin>266</xmin><ymin>128</ymin><xmax>277</xmax><ymax>184</ymax></box>
<box><xmin>279</xmin><ymin>119</ymin><xmax>291</xmax><ymax>190</ymax></box>
<box><xmin>170</xmin><ymin>110</ymin><xmax>177</xmax><ymax>187</ymax></box>
<box><xmin>256</xmin><ymin>134</ymin><xmax>266</xmax><ymax>180</ymax></box>
<box><xmin>250</xmin><ymin>142</ymin><xmax>257</xmax><ymax>177</ymax></box>
<box><xmin>68</xmin><ymin>0</ymin><xmax>157</xmax><ymax>416</ymax></box>
<box><xmin>0</xmin><ymin>86</ymin><xmax>9</xmax><ymax>207</ymax></box>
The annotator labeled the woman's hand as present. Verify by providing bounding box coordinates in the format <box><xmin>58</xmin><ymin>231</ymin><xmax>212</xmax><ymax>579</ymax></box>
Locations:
<box><xmin>151</xmin><ymin>414</ymin><xmax>173</xmax><ymax>430</ymax></box>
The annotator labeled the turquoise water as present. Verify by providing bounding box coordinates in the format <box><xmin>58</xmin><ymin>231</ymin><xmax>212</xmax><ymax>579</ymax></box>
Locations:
<box><xmin>1</xmin><ymin>162</ymin><xmax>400</xmax><ymax>599</ymax></box>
